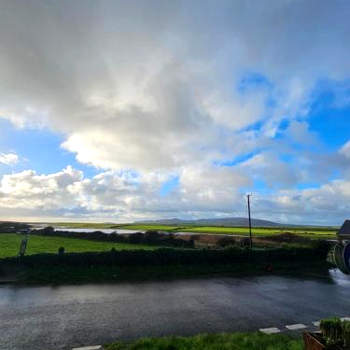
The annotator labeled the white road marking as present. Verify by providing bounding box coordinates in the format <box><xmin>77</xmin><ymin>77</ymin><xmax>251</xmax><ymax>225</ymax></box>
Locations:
<box><xmin>286</xmin><ymin>324</ymin><xmax>307</xmax><ymax>330</ymax></box>
<box><xmin>259</xmin><ymin>327</ymin><xmax>281</xmax><ymax>334</ymax></box>
<box><xmin>72</xmin><ymin>346</ymin><xmax>103</xmax><ymax>350</ymax></box>
<box><xmin>313</xmin><ymin>321</ymin><xmax>320</xmax><ymax>327</ymax></box>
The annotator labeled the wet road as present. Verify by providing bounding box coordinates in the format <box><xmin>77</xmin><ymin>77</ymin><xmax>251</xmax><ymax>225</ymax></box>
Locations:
<box><xmin>1</xmin><ymin>269</ymin><xmax>350</xmax><ymax>350</ymax></box>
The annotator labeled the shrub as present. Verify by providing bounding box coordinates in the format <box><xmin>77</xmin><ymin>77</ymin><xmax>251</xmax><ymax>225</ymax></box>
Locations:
<box><xmin>0</xmin><ymin>221</ymin><xmax>30</xmax><ymax>233</ymax></box>
<box><xmin>311</xmin><ymin>240</ymin><xmax>332</xmax><ymax>257</ymax></box>
<box><xmin>320</xmin><ymin>317</ymin><xmax>343</xmax><ymax>345</ymax></box>
<box><xmin>144</xmin><ymin>230</ymin><xmax>161</xmax><ymax>242</ymax></box>
<box><xmin>239</xmin><ymin>238</ymin><xmax>251</xmax><ymax>248</ymax></box>
<box><xmin>217</xmin><ymin>237</ymin><xmax>237</xmax><ymax>248</ymax></box>
<box><xmin>343</xmin><ymin>321</ymin><xmax>350</xmax><ymax>348</ymax></box>
<box><xmin>33</xmin><ymin>228</ymin><xmax>193</xmax><ymax>248</ymax></box>
<box><xmin>43</xmin><ymin>226</ymin><xmax>55</xmax><ymax>235</ymax></box>
<box><xmin>128</xmin><ymin>232</ymin><xmax>144</xmax><ymax>244</ymax></box>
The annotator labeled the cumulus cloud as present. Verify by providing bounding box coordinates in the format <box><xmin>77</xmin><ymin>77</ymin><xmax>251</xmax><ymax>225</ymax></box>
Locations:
<box><xmin>0</xmin><ymin>165</ymin><xmax>350</xmax><ymax>225</ymax></box>
<box><xmin>0</xmin><ymin>166</ymin><xmax>83</xmax><ymax>209</ymax></box>
<box><xmin>0</xmin><ymin>1</ymin><xmax>349</xmax><ymax>223</ymax></box>
<box><xmin>0</xmin><ymin>153</ymin><xmax>18</xmax><ymax>165</ymax></box>
<box><xmin>0</xmin><ymin>0</ymin><xmax>349</xmax><ymax>172</ymax></box>
<box><xmin>252</xmin><ymin>178</ymin><xmax>350</xmax><ymax>225</ymax></box>
<box><xmin>0</xmin><ymin>165</ymin><xmax>250</xmax><ymax>221</ymax></box>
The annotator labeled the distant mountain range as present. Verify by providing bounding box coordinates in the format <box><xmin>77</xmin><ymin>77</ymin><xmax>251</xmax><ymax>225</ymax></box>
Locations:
<box><xmin>135</xmin><ymin>217</ymin><xmax>289</xmax><ymax>227</ymax></box>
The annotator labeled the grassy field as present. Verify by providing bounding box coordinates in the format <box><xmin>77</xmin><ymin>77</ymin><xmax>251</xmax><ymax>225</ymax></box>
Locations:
<box><xmin>122</xmin><ymin>224</ymin><xmax>181</xmax><ymax>231</ymax></box>
<box><xmin>177</xmin><ymin>226</ymin><xmax>337</xmax><ymax>237</ymax></box>
<box><xmin>0</xmin><ymin>233</ymin><xmax>159</xmax><ymax>259</ymax></box>
<box><xmin>105</xmin><ymin>331</ymin><xmax>303</xmax><ymax>350</ymax></box>
<box><xmin>45</xmin><ymin>222</ymin><xmax>338</xmax><ymax>239</ymax></box>
<box><xmin>119</xmin><ymin>224</ymin><xmax>337</xmax><ymax>238</ymax></box>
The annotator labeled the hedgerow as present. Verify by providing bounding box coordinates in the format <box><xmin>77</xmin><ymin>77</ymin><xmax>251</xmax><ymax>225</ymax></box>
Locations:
<box><xmin>30</xmin><ymin>227</ymin><xmax>195</xmax><ymax>248</ymax></box>
<box><xmin>1</xmin><ymin>241</ymin><xmax>331</xmax><ymax>267</ymax></box>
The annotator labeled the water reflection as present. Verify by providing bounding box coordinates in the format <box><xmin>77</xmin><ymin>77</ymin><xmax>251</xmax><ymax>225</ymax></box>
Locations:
<box><xmin>54</xmin><ymin>227</ymin><xmax>144</xmax><ymax>234</ymax></box>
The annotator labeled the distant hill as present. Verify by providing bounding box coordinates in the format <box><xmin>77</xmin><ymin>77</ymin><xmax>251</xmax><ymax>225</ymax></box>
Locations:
<box><xmin>135</xmin><ymin>217</ymin><xmax>287</xmax><ymax>227</ymax></box>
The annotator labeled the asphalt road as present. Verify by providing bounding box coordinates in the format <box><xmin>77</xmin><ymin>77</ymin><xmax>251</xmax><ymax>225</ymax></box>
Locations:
<box><xmin>1</xmin><ymin>269</ymin><xmax>350</xmax><ymax>350</ymax></box>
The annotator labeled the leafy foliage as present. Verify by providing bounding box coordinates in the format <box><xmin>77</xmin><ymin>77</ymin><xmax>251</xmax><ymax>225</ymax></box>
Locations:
<box><xmin>31</xmin><ymin>227</ymin><xmax>195</xmax><ymax>248</ymax></box>
<box><xmin>105</xmin><ymin>332</ymin><xmax>303</xmax><ymax>350</ymax></box>
<box><xmin>320</xmin><ymin>317</ymin><xmax>350</xmax><ymax>348</ymax></box>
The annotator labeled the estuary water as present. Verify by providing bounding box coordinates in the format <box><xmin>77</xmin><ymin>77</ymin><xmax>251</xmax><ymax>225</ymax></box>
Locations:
<box><xmin>54</xmin><ymin>227</ymin><xmax>144</xmax><ymax>234</ymax></box>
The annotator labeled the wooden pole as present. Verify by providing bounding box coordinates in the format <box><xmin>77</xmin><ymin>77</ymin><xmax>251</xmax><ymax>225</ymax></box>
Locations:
<box><xmin>247</xmin><ymin>194</ymin><xmax>253</xmax><ymax>249</ymax></box>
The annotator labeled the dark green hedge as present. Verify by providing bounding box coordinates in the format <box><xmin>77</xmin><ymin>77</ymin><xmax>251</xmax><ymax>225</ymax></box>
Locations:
<box><xmin>30</xmin><ymin>227</ymin><xmax>195</xmax><ymax>248</ymax></box>
<box><xmin>2</xmin><ymin>241</ymin><xmax>330</xmax><ymax>267</ymax></box>
<box><xmin>0</xmin><ymin>221</ymin><xmax>30</xmax><ymax>233</ymax></box>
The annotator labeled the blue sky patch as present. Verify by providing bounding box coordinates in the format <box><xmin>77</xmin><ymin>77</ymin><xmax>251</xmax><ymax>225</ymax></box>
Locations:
<box><xmin>159</xmin><ymin>175</ymin><xmax>180</xmax><ymax>196</ymax></box>
<box><xmin>0</xmin><ymin>119</ymin><xmax>98</xmax><ymax>178</ymax></box>
<box><xmin>214</xmin><ymin>152</ymin><xmax>256</xmax><ymax>167</ymax></box>
<box><xmin>237</xmin><ymin>72</ymin><xmax>272</xmax><ymax>93</ymax></box>
<box><xmin>308</xmin><ymin>79</ymin><xmax>350</xmax><ymax>150</ymax></box>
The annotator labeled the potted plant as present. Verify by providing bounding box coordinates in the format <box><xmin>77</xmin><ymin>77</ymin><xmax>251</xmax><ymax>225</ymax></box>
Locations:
<box><xmin>304</xmin><ymin>318</ymin><xmax>350</xmax><ymax>349</ymax></box>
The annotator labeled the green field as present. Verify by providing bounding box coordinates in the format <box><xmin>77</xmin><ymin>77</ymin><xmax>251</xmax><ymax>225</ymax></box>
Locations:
<box><xmin>45</xmin><ymin>222</ymin><xmax>338</xmax><ymax>239</ymax></box>
<box><xmin>119</xmin><ymin>224</ymin><xmax>337</xmax><ymax>238</ymax></box>
<box><xmin>122</xmin><ymin>224</ymin><xmax>181</xmax><ymax>231</ymax></box>
<box><xmin>105</xmin><ymin>331</ymin><xmax>302</xmax><ymax>350</ymax></box>
<box><xmin>175</xmin><ymin>226</ymin><xmax>337</xmax><ymax>237</ymax></box>
<box><xmin>0</xmin><ymin>234</ymin><xmax>158</xmax><ymax>259</ymax></box>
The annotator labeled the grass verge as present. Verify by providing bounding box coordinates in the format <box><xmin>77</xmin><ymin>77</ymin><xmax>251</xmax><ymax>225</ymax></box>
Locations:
<box><xmin>105</xmin><ymin>331</ymin><xmax>303</xmax><ymax>350</ymax></box>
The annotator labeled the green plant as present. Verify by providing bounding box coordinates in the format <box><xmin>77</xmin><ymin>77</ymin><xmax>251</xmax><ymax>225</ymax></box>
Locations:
<box><xmin>320</xmin><ymin>317</ymin><xmax>343</xmax><ymax>346</ymax></box>
<box><xmin>105</xmin><ymin>331</ymin><xmax>303</xmax><ymax>350</ymax></box>
<box><xmin>342</xmin><ymin>321</ymin><xmax>350</xmax><ymax>348</ymax></box>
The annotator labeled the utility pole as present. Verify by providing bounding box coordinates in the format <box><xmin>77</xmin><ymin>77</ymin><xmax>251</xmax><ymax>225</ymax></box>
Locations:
<box><xmin>247</xmin><ymin>194</ymin><xmax>253</xmax><ymax>249</ymax></box>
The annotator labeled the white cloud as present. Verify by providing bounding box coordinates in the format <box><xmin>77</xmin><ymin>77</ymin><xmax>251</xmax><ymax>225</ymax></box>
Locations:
<box><xmin>253</xmin><ymin>178</ymin><xmax>350</xmax><ymax>225</ymax></box>
<box><xmin>0</xmin><ymin>166</ymin><xmax>83</xmax><ymax>209</ymax></box>
<box><xmin>0</xmin><ymin>165</ymin><xmax>350</xmax><ymax>225</ymax></box>
<box><xmin>340</xmin><ymin>141</ymin><xmax>350</xmax><ymax>159</ymax></box>
<box><xmin>0</xmin><ymin>0</ymin><xmax>349</xmax><ymax>172</ymax></box>
<box><xmin>0</xmin><ymin>1</ymin><xmax>349</xmax><ymax>223</ymax></box>
<box><xmin>238</xmin><ymin>153</ymin><xmax>300</xmax><ymax>188</ymax></box>
<box><xmin>0</xmin><ymin>165</ymin><xmax>249</xmax><ymax>221</ymax></box>
<box><xmin>0</xmin><ymin>153</ymin><xmax>18</xmax><ymax>165</ymax></box>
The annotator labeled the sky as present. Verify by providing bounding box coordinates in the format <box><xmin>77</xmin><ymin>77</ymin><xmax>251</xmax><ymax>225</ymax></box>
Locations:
<box><xmin>0</xmin><ymin>0</ymin><xmax>349</xmax><ymax>225</ymax></box>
